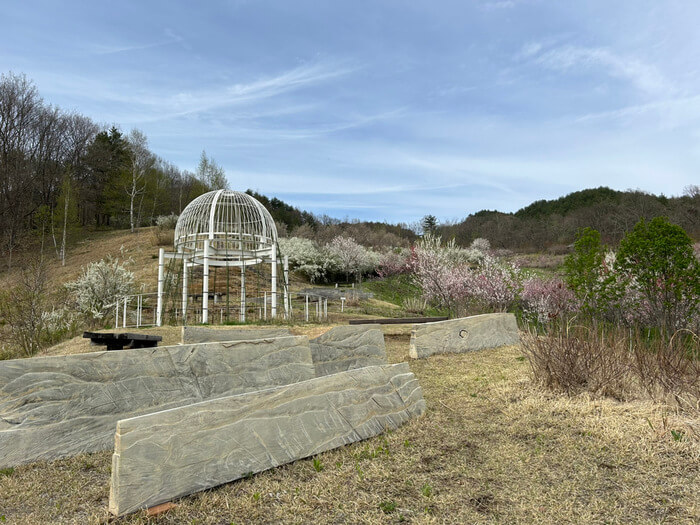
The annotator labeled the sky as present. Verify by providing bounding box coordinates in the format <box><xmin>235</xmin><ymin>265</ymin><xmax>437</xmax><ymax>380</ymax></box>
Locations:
<box><xmin>2</xmin><ymin>1</ymin><xmax>699</xmax><ymax>224</ymax></box>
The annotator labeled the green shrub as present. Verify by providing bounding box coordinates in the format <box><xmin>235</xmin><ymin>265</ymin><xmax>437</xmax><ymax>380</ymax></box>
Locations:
<box><xmin>615</xmin><ymin>217</ymin><xmax>700</xmax><ymax>334</ymax></box>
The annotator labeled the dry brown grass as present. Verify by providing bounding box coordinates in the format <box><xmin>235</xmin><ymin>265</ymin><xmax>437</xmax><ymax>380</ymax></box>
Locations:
<box><xmin>1</xmin><ymin>330</ymin><xmax>698</xmax><ymax>524</ymax></box>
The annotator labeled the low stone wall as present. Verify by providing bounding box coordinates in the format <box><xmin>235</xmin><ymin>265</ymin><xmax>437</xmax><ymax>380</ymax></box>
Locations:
<box><xmin>409</xmin><ymin>313</ymin><xmax>520</xmax><ymax>358</ymax></box>
<box><xmin>109</xmin><ymin>363</ymin><xmax>425</xmax><ymax>516</ymax></box>
<box><xmin>182</xmin><ymin>326</ymin><xmax>292</xmax><ymax>344</ymax></box>
<box><xmin>310</xmin><ymin>325</ymin><xmax>388</xmax><ymax>376</ymax></box>
<box><xmin>0</xmin><ymin>336</ymin><xmax>313</xmax><ymax>468</ymax></box>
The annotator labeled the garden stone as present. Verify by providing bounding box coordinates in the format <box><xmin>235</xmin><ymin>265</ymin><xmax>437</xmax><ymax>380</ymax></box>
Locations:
<box><xmin>0</xmin><ymin>336</ymin><xmax>313</xmax><ymax>468</ymax></box>
<box><xmin>182</xmin><ymin>326</ymin><xmax>291</xmax><ymax>344</ymax></box>
<box><xmin>409</xmin><ymin>313</ymin><xmax>519</xmax><ymax>358</ymax></box>
<box><xmin>108</xmin><ymin>363</ymin><xmax>425</xmax><ymax>516</ymax></box>
<box><xmin>310</xmin><ymin>325</ymin><xmax>388</xmax><ymax>376</ymax></box>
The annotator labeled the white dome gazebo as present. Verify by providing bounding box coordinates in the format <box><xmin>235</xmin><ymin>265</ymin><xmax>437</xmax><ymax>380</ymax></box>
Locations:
<box><xmin>155</xmin><ymin>190</ymin><xmax>289</xmax><ymax>325</ymax></box>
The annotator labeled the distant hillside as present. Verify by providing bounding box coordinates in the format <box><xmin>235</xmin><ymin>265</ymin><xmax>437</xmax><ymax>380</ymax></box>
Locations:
<box><xmin>246</xmin><ymin>189</ymin><xmax>417</xmax><ymax>248</ymax></box>
<box><xmin>439</xmin><ymin>186</ymin><xmax>700</xmax><ymax>250</ymax></box>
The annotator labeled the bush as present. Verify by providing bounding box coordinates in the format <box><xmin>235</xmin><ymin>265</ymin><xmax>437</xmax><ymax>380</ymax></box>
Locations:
<box><xmin>564</xmin><ymin>227</ymin><xmax>614</xmax><ymax>316</ymax></box>
<box><xmin>66</xmin><ymin>257</ymin><xmax>135</xmax><ymax>323</ymax></box>
<box><xmin>409</xmin><ymin>235</ymin><xmax>521</xmax><ymax>315</ymax></box>
<box><xmin>0</xmin><ymin>259</ymin><xmax>49</xmax><ymax>357</ymax></box>
<box><xmin>153</xmin><ymin>213</ymin><xmax>178</xmax><ymax>245</ymax></box>
<box><xmin>520</xmin><ymin>277</ymin><xmax>579</xmax><ymax>327</ymax></box>
<box><xmin>522</xmin><ymin>324</ymin><xmax>700</xmax><ymax>410</ymax></box>
<box><xmin>615</xmin><ymin>217</ymin><xmax>700</xmax><ymax>333</ymax></box>
<box><xmin>521</xmin><ymin>325</ymin><xmax>636</xmax><ymax>399</ymax></box>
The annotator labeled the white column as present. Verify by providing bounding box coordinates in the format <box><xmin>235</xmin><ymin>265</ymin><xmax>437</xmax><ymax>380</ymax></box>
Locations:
<box><xmin>271</xmin><ymin>244</ymin><xmax>277</xmax><ymax>318</ymax></box>
<box><xmin>202</xmin><ymin>241</ymin><xmax>210</xmax><ymax>324</ymax></box>
<box><xmin>305</xmin><ymin>294</ymin><xmax>309</xmax><ymax>322</ymax></box>
<box><xmin>240</xmin><ymin>264</ymin><xmax>246</xmax><ymax>322</ymax></box>
<box><xmin>156</xmin><ymin>248</ymin><xmax>164</xmax><ymax>327</ymax></box>
<box><xmin>181</xmin><ymin>256</ymin><xmax>189</xmax><ymax>320</ymax></box>
<box><xmin>283</xmin><ymin>255</ymin><xmax>289</xmax><ymax>319</ymax></box>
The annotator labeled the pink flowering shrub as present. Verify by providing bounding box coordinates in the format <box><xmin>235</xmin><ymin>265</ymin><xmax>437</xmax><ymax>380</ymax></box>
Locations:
<box><xmin>521</xmin><ymin>277</ymin><xmax>579</xmax><ymax>325</ymax></box>
<box><xmin>377</xmin><ymin>249</ymin><xmax>411</xmax><ymax>278</ymax></box>
<box><xmin>460</xmin><ymin>255</ymin><xmax>522</xmax><ymax>312</ymax></box>
<box><xmin>409</xmin><ymin>236</ymin><xmax>522</xmax><ymax>315</ymax></box>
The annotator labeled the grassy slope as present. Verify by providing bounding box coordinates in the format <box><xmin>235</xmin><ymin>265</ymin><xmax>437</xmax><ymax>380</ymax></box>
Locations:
<box><xmin>0</xmin><ymin>327</ymin><xmax>697</xmax><ymax>524</ymax></box>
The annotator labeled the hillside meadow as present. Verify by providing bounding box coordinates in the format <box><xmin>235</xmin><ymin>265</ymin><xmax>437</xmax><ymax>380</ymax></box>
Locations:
<box><xmin>0</xmin><ymin>324</ymin><xmax>698</xmax><ymax>524</ymax></box>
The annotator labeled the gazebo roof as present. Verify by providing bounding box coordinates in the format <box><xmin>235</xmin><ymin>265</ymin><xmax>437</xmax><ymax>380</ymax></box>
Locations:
<box><xmin>174</xmin><ymin>190</ymin><xmax>277</xmax><ymax>265</ymax></box>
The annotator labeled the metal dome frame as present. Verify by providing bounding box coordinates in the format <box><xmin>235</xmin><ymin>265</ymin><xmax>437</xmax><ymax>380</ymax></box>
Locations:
<box><xmin>156</xmin><ymin>190</ymin><xmax>289</xmax><ymax>325</ymax></box>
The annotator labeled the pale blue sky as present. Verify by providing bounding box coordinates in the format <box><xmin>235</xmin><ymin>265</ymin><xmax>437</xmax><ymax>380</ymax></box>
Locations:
<box><xmin>2</xmin><ymin>1</ymin><xmax>699</xmax><ymax>223</ymax></box>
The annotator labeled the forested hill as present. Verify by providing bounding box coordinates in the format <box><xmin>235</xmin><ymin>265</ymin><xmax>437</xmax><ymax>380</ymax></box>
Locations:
<box><xmin>438</xmin><ymin>186</ymin><xmax>700</xmax><ymax>251</ymax></box>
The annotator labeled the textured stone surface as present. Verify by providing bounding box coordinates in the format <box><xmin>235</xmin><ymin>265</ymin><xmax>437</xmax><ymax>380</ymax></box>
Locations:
<box><xmin>310</xmin><ymin>325</ymin><xmax>388</xmax><ymax>376</ymax></box>
<box><xmin>409</xmin><ymin>313</ymin><xmax>520</xmax><ymax>359</ymax></box>
<box><xmin>182</xmin><ymin>326</ymin><xmax>291</xmax><ymax>344</ymax></box>
<box><xmin>0</xmin><ymin>336</ymin><xmax>313</xmax><ymax>468</ymax></box>
<box><xmin>109</xmin><ymin>363</ymin><xmax>425</xmax><ymax>516</ymax></box>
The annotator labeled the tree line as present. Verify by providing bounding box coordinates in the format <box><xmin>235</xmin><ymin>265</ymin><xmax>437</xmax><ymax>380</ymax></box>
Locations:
<box><xmin>0</xmin><ymin>72</ymin><xmax>230</xmax><ymax>267</ymax></box>
<box><xmin>437</xmin><ymin>186</ymin><xmax>700</xmax><ymax>251</ymax></box>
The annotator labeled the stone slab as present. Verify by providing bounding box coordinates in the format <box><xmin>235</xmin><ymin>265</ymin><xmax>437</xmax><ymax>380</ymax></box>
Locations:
<box><xmin>108</xmin><ymin>363</ymin><xmax>425</xmax><ymax>516</ymax></box>
<box><xmin>409</xmin><ymin>313</ymin><xmax>520</xmax><ymax>359</ymax></box>
<box><xmin>182</xmin><ymin>326</ymin><xmax>292</xmax><ymax>344</ymax></box>
<box><xmin>310</xmin><ymin>325</ymin><xmax>388</xmax><ymax>376</ymax></box>
<box><xmin>0</xmin><ymin>336</ymin><xmax>313</xmax><ymax>468</ymax></box>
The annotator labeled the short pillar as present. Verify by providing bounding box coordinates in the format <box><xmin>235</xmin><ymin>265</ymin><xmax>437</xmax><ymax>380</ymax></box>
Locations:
<box><xmin>156</xmin><ymin>248</ymin><xmax>164</xmax><ymax>327</ymax></box>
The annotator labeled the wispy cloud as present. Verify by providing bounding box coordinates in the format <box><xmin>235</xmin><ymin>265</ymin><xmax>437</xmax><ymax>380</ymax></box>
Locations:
<box><xmin>482</xmin><ymin>0</ymin><xmax>518</xmax><ymax>11</ymax></box>
<box><xmin>520</xmin><ymin>43</ymin><xmax>673</xmax><ymax>96</ymax></box>
<box><xmin>90</xmin><ymin>29</ymin><xmax>185</xmax><ymax>55</ymax></box>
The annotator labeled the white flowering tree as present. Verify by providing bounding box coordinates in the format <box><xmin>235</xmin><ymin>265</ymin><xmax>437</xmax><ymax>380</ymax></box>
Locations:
<box><xmin>326</xmin><ymin>235</ymin><xmax>380</xmax><ymax>283</ymax></box>
<box><xmin>66</xmin><ymin>257</ymin><xmax>134</xmax><ymax>321</ymax></box>
<box><xmin>279</xmin><ymin>237</ymin><xmax>337</xmax><ymax>283</ymax></box>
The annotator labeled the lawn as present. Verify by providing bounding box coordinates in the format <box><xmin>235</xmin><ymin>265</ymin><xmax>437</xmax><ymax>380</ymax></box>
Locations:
<box><xmin>0</xmin><ymin>326</ymin><xmax>697</xmax><ymax>524</ymax></box>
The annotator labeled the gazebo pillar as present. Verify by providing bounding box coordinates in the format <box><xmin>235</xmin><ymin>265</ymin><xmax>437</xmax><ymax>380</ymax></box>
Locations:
<box><xmin>283</xmin><ymin>255</ymin><xmax>289</xmax><ymax>319</ymax></box>
<box><xmin>240</xmin><ymin>263</ymin><xmax>246</xmax><ymax>322</ymax></box>
<box><xmin>202</xmin><ymin>241</ymin><xmax>210</xmax><ymax>324</ymax></box>
<box><xmin>271</xmin><ymin>244</ymin><xmax>277</xmax><ymax>318</ymax></box>
<box><xmin>181</xmin><ymin>255</ymin><xmax>189</xmax><ymax>322</ymax></box>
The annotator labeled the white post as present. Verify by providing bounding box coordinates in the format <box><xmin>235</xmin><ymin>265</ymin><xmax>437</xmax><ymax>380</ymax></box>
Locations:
<box><xmin>156</xmin><ymin>248</ymin><xmax>164</xmax><ymax>327</ymax></box>
<box><xmin>202</xmin><ymin>241</ymin><xmax>210</xmax><ymax>324</ymax></box>
<box><xmin>341</xmin><ymin>297</ymin><xmax>345</xmax><ymax>312</ymax></box>
<box><xmin>240</xmin><ymin>264</ymin><xmax>246</xmax><ymax>322</ymax></box>
<box><xmin>305</xmin><ymin>294</ymin><xmax>309</xmax><ymax>322</ymax></box>
<box><xmin>123</xmin><ymin>297</ymin><xmax>127</xmax><ymax>328</ymax></box>
<box><xmin>283</xmin><ymin>255</ymin><xmax>289</xmax><ymax>319</ymax></box>
<box><xmin>181</xmin><ymin>256</ymin><xmax>189</xmax><ymax>323</ymax></box>
<box><xmin>115</xmin><ymin>304</ymin><xmax>118</xmax><ymax>329</ymax></box>
<box><xmin>137</xmin><ymin>295</ymin><xmax>141</xmax><ymax>328</ymax></box>
<box><xmin>316</xmin><ymin>299</ymin><xmax>320</xmax><ymax>320</ymax></box>
<box><xmin>324</xmin><ymin>298</ymin><xmax>327</xmax><ymax>319</ymax></box>
<box><xmin>271</xmin><ymin>244</ymin><xmax>277</xmax><ymax>318</ymax></box>
<box><xmin>263</xmin><ymin>292</ymin><xmax>267</xmax><ymax>320</ymax></box>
